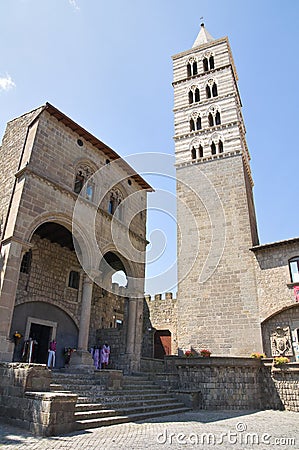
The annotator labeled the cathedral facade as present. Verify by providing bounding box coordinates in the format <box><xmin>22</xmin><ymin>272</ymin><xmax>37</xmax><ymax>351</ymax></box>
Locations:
<box><xmin>145</xmin><ymin>24</ymin><xmax>299</xmax><ymax>362</ymax></box>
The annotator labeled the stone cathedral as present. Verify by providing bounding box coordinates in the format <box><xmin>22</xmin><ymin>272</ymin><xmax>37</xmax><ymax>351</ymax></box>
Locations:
<box><xmin>145</xmin><ymin>24</ymin><xmax>299</xmax><ymax>362</ymax></box>
<box><xmin>1</xmin><ymin>23</ymin><xmax>299</xmax><ymax>371</ymax></box>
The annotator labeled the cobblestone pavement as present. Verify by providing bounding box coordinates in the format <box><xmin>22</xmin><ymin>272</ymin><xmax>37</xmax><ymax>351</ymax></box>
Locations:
<box><xmin>0</xmin><ymin>410</ymin><xmax>298</xmax><ymax>449</ymax></box>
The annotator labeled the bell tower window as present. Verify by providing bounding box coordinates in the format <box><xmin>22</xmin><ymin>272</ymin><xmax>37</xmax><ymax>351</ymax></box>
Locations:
<box><xmin>199</xmin><ymin>145</ymin><xmax>203</xmax><ymax>158</ymax></box>
<box><xmin>189</xmin><ymin>90</ymin><xmax>193</xmax><ymax>104</ymax></box>
<box><xmin>196</xmin><ymin>117</ymin><xmax>202</xmax><ymax>130</ymax></box>
<box><xmin>211</xmin><ymin>142</ymin><xmax>216</xmax><ymax>155</ymax></box>
<box><xmin>208</xmin><ymin>113</ymin><xmax>214</xmax><ymax>127</ymax></box>
<box><xmin>212</xmin><ymin>82</ymin><xmax>218</xmax><ymax>97</ymax></box>
<box><xmin>218</xmin><ymin>140</ymin><xmax>223</xmax><ymax>153</ymax></box>
<box><xmin>190</xmin><ymin>119</ymin><xmax>195</xmax><ymax>132</ymax></box>
<box><xmin>215</xmin><ymin>111</ymin><xmax>221</xmax><ymax>125</ymax></box>
<box><xmin>191</xmin><ymin>147</ymin><xmax>196</xmax><ymax>160</ymax></box>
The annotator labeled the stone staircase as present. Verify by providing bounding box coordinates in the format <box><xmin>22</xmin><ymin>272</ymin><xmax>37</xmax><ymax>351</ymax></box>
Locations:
<box><xmin>50</xmin><ymin>372</ymin><xmax>189</xmax><ymax>430</ymax></box>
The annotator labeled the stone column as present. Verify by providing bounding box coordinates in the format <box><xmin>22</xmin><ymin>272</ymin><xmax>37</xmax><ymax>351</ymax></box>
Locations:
<box><xmin>125</xmin><ymin>278</ymin><xmax>144</xmax><ymax>373</ymax></box>
<box><xmin>70</xmin><ymin>273</ymin><xmax>94</xmax><ymax>369</ymax></box>
<box><xmin>0</xmin><ymin>239</ymin><xmax>23</xmax><ymax>362</ymax></box>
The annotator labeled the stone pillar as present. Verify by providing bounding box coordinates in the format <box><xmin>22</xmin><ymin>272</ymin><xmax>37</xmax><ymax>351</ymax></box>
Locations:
<box><xmin>70</xmin><ymin>273</ymin><xmax>94</xmax><ymax>369</ymax></box>
<box><xmin>125</xmin><ymin>279</ymin><xmax>144</xmax><ymax>373</ymax></box>
<box><xmin>0</xmin><ymin>239</ymin><xmax>23</xmax><ymax>362</ymax></box>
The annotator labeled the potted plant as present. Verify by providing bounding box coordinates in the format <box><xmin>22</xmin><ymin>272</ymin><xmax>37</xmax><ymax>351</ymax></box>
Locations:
<box><xmin>250</xmin><ymin>352</ymin><xmax>266</xmax><ymax>359</ymax></box>
<box><xmin>200</xmin><ymin>349</ymin><xmax>211</xmax><ymax>358</ymax></box>
<box><xmin>273</xmin><ymin>356</ymin><xmax>290</xmax><ymax>367</ymax></box>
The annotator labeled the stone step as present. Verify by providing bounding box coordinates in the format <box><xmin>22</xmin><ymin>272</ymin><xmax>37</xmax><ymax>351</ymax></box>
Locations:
<box><xmin>76</xmin><ymin>397</ymin><xmax>179</xmax><ymax>412</ymax></box>
<box><xmin>75</xmin><ymin>407</ymin><xmax>190</xmax><ymax>430</ymax></box>
<box><xmin>75</xmin><ymin>402</ymin><xmax>186</xmax><ymax>421</ymax></box>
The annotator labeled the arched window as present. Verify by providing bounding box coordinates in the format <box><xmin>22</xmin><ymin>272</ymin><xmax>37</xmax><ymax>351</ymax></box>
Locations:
<box><xmin>211</xmin><ymin>142</ymin><xmax>216</xmax><ymax>155</ymax></box>
<box><xmin>20</xmin><ymin>250</ymin><xmax>32</xmax><ymax>274</ymax></box>
<box><xmin>208</xmin><ymin>113</ymin><xmax>214</xmax><ymax>127</ymax></box>
<box><xmin>218</xmin><ymin>140</ymin><xmax>223</xmax><ymax>153</ymax></box>
<box><xmin>191</xmin><ymin>147</ymin><xmax>196</xmax><ymax>160</ymax></box>
<box><xmin>190</xmin><ymin>119</ymin><xmax>195</xmax><ymax>132</ymax></box>
<box><xmin>196</xmin><ymin>117</ymin><xmax>202</xmax><ymax>130</ymax></box>
<box><xmin>212</xmin><ymin>82</ymin><xmax>218</xmax><ymax>97</ymax></box>
<box><xmin>74</xmin><ymin>170</ymin><xmax>85</xmax><ymax>194</ymax></box>
<box><xmin>188</xmin><ymin>90</ymin><xmax>193</xmax><ymax>104</ymax></box>
<box><xmin>74</xmin><ymin>164</ymin><xmax>94</xmax><ymax>200</ymax></box>
<box><xmin>194</xmin><ymin>88</ymin><xmax>200</xmax><ymax>102</ymax></box>
<box><xmin>289</xmin><ymin>257</ymin><xmax>299</xmax><ymax>283</ymax></box>
<box><xmin>215</xmin><ymin>111</ymin><xmax>221</xmax><ymax>125</ymax></box>
<box><xmin>203</xmin><ymin>58</ymin><xmax>209</xmax><ymax>72</ymax></box>
<box><xmin>206</xmin><ymin>85</ymin><xmax>211</xmax><ymax>99</ymax></box>
<box><xmin>199</xmin><ymin>145</ymin><xmax>203</xmax><ymax>158</ymax></box>
<box><xmin>68</xmin><ymin>270</ymin><xmax>80</xmax><ymax>289</ymax></box>
<box><xmin>209</xmin><ymin>56</ymin><xmax>215</xmax><ymax>70</ymax></box>
<box><xmin>193</xmin><ymin>61</ymin><xmax>198</xmax><ymax>75</ymax></box>
<box><xmin>108</xmin><ymin>189</ymin><xmax>123</xmax><ymax>219</ymax></box>
<box><xmin>187</xmin><ymin>63</ymin><xmax>192</xmax><ymax>77</ymax></box>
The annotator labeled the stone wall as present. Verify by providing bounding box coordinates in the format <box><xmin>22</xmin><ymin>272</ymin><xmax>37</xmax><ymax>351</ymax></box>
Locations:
<box><xmin>270</xmin><ymin>366</ymin><xmax>299</xmax><ymax>411</ymax></box>
<box><xmin>252</xmin><ymin>240</ymin><xmax>299</xmax><ymax>321</ymax></box>
<box><xmin>162</xmin><ymin>356</ymin><xmax>269</xmax><ymax>410</ymax></box>
<box><xmin>157</xmin><ymin>357</ymin><xmax>299</xmax><ymax>412</ymax></box>
<box><xmin>143</xmin><ymin>293</ymin><xmax>178</xmax><ymax>357</ymax></box>
<box><xmin>0</xmin><ymin>363</ymin><xmax>77</xmax><ymax>435</ymax></box>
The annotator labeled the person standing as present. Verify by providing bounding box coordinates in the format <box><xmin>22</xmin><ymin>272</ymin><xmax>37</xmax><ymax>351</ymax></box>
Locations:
<box><xmin>47</xmin><ymin>339</ymin><xmax>56</xmax><ymax>368</ymax></box>
<box><xmin>100</xmin><ymin>342</ymin><xmax>110</xmax><ymax>369</ymax></box>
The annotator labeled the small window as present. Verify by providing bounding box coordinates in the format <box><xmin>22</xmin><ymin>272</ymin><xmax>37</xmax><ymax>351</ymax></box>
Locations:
<box><xmin>196</xmin><ymin>117</ymin><xmax>202</xmax><ymax>130</ymax></box>
<box><xmin>212</xmin><ymin>83</ymin><xmax>218</xmax><ymax>97</ymax></box>
<box><xmin>208</xmin><ymin>113</ymin><xmax>214</xmax><ymax>127</ymax></box>
<box><xmin>187</xmin><ymin>63</ymin><xmax>192</xmax><ymax>77</ymax></box>
<box><xmin>77</xmin><ymin>139</ymin><xmax>83</xmax><ymax>147</ymax></box>
<box><xmin>199</xmin><ymin>145</ymin><xmax>203</xmax><ymax>158</ymax></box>
<box><xmin>20</xmin><ymin>250</ymin><xmax>32</xmax><ymax>274</ymax></box>
<box><xmin>211</xmin><ymin>142</ymin><xmax>216</xmax><ymax>155</ymax></box>
<box><xmin>218</xmin><ymin>140</ymin><xmax>223</xmax><ymax>153</ymax></box>
<box><xmin>193</xmin><ymin>61</ymin><xmax>198</xmax><ymax>75</ymax></box>
<box><xmin>108</xmin><ymin>199</ymin><xmax>114</xmax><ymax>214</ymax></box>
<box><xmin>203</xmin><ymin>58</ymin><xmax>209</xmax><ymax>72</ymax></box>
<box><xmin>188</xmin><ymin>90</ymin><xmax>193</xmax><ymax>104</ymax></box>
<box><xmin>74</xmin><ymin>171</ymin><xmax>85</xmax><ymax>194</ymax></box>
<box><xmin>209</xmin><ymin>56</ymin><xmax>215</xmax><ymax>70</ymax></box>
<box><xmin>86</xmin><ymin>182</ymin><xmax>94</xmax><ymax>202</ymax></box>
<box><xmin>190</xmin><ymin>119</ymin><xmax>195</xmax><ymax>132</ymax></box>
<box><xmin>215</xmin><ymin>111</ymin><xmax>221</xmax><ymax>125</ymax></box>
<box><xmin>191</xmin><ymin>147</ymin><xmax>196</xmax><ymax>159</ymax></box>
<box><xmin>68</xmin><ymin>270</ymin><xmax>80</xmax><ymax>289</ymax></box>
<box><xmin>206</xmin><ymin>85</ymin><xmax>211</xmax><ymax>99</ymax></box>
<box><xmin>194</xmin><ymin>88</ymin><xmax>200</xmax><ymax>102</ymax></box>
<box><xmin>289</xmin><ymin>257</ymin><xmax>299</xmax><ymax>283</ymax></box>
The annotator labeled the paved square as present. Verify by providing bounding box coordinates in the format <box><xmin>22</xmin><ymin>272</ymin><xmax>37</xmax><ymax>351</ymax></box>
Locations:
<box><xmin>0</xmin><ymin>410</ymin><xmax>298</xmax><ymax>449</ymax></box>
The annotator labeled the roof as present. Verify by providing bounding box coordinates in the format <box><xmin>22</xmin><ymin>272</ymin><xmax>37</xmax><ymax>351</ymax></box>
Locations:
<box><xmin>251</xmin><ymin>236</ymin><xmax>299</xmax><ymax>252</ymax></box>
<box><xmin>192</xmin><ymin>23</ymin><xmax>215</xmax><ymax>48</ymax></box>
<box><xmin>35</xmin><ymin>102</ymin><xmax>154</xmax><ymax>192</ymax></box>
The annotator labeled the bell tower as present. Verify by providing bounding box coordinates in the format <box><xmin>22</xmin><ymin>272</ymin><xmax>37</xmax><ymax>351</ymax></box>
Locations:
<box><xmin>174</xmin><ymin>24</ymin><xmax>262</xmax><ymax>356</ymax></box>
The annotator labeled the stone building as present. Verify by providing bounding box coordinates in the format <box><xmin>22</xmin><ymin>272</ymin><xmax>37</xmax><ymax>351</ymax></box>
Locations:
<box><xmin>146</xmin><ymin>24</ymin><xmax>299</xmax><ymax>362</ymax></box>
<box><xmin>0</xmin><ymin>102</ymin><xmax>152</xmax><ymax>372</ymax></box>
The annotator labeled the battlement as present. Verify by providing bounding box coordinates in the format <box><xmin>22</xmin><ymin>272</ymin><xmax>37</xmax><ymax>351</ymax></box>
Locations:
<box><xmin>144</xmin><ymin>292</ymin><xmax>177</xmax><ymax>302</ymax></box>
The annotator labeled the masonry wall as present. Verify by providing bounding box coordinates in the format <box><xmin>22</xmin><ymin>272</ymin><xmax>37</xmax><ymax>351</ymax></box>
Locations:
<box><xmin>176</xmin><ymin>155</ymin><xmax>262</xmax><ymax>356</ymax></box>
<box><xmin>252</xmin><ymin>241</ymin><xmax>299</xmax><ymax>321</ymax></box>
<box><xmin>0</xmin><ymin>108</ymin><xmax>42</xmax><ymax>234</ymax></box>
<box><xmin>143</xmin><ymin>293</ymin><xmax>178</xmax><ymax>356</ymax></box>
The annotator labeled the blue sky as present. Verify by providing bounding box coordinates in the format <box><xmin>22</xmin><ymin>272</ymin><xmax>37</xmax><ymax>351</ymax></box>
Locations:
<box><xmin>0</xmin><ymin>1</ymin><xmax>298</xmax><ymax>295</ymax></box>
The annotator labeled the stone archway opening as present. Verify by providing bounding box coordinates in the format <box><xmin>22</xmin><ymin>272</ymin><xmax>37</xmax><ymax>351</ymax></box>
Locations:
<box><xmin>13</xmin><ymin>221</ymin><xmax>82</xmax><ymax>367</ymax></box>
